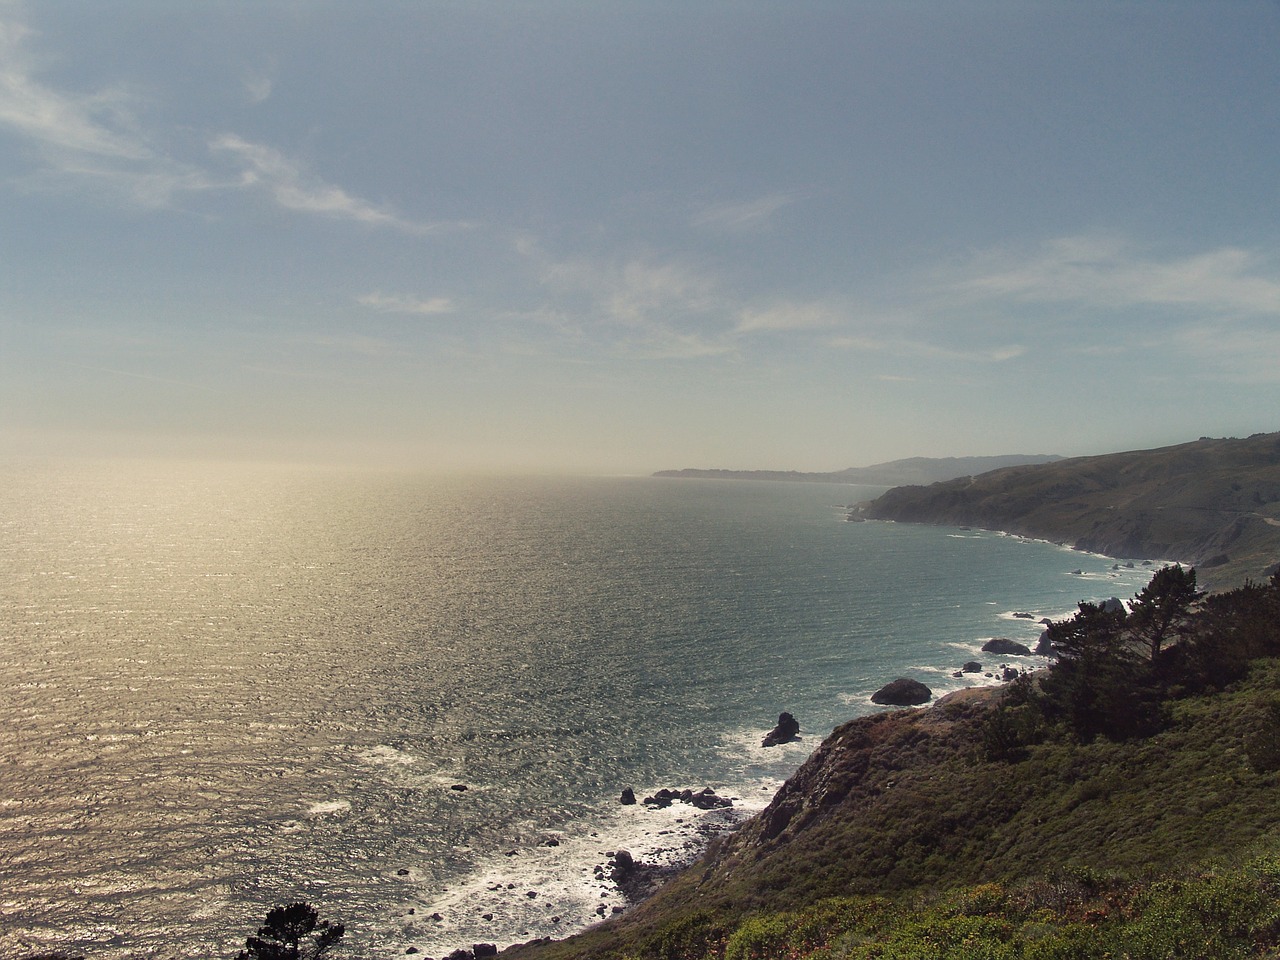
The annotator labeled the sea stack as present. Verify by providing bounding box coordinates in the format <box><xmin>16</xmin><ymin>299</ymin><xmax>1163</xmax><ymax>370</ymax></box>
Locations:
<box><xmin>762</xmin><ymin>711</ymin><xmax>801</xmax><ymax>746</ymax></box>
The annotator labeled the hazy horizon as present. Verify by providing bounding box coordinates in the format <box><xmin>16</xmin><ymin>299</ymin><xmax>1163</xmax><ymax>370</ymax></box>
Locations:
<box><xmin>4</xmin><ymin>3</ymin><xmax>1279</xmax><ymax>474</ymax></box>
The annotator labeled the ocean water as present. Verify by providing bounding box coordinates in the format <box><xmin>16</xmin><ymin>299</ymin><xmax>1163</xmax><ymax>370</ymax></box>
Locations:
<box><xmin>0</xmin><ymin>461</ymin><xmax>1159</xmax><ymax>959</ymax></box>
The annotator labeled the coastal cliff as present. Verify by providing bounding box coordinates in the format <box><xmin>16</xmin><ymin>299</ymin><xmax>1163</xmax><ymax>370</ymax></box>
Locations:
<box><xmin>505</xmin><ymin>497</ymin><xmax>1280</xmax><ymax>959</ymax></box>
<box><xmin>858</xmin><ymin>432</ymin><xmax>1280</xmax><ymax>590</ymax></box>
<box><xmin>511</xmin><ymin>648</ymin><xmax>1280</xmax><ymax>960</ymax></box>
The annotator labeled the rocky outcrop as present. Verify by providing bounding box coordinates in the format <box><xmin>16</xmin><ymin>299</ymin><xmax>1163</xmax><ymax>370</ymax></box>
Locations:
<box><xmin>1034</xmin><ymin>630</ymin><xmax>1053</xmax><ymax>656</ymax></box>
<box><xmin>762</xmin><ymin>712</ymin><xmax>801</xmax><ymax>746</ymax></box>
<box><xmin>641</xmin><ymin>787</ymin><xmax>733</xmax><ymax>810</ymax></box>
<box><xmin>982</xmin><ymin>637</ymin><xmax>1033</xmax><ymax>656</ymax></box>
<box><xmin>870</xmin><ymin>678</ymin><xmax>932</xmax><ymax>706</ymax></box>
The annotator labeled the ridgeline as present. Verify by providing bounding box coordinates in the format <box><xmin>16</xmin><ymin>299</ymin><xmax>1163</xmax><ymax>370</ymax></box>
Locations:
<box><xmin>654</xmin><ymin>454</ymin><xmax>1061</xmax><ymax>488</ymax></box>
<box><xmin>857</xmin><ymin>432</ymin><xmax>1280</xmax><ymax>591</ymax></box>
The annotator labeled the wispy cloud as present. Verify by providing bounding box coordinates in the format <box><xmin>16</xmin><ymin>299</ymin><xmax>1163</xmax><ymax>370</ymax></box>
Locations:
<box><xmin>736</xmin><ymin>302</ymin><xmax>842</xmax><ymax>333</ymax></box>
<box><xmin>210</xmin><ymin>134</ymin><xmax>419</xmax><ymax>230</ymax></box>
<box><xmin>528</xmin><ymin>249</ymin><xmax>738</xmax><ymax>359</ymax></box>
<box><xmin>242</xmin><ymin>66</ymin><xmax>274</xmax><ymax>105</ymax></box>
<box><xmin>827</xmin><ymin>333</ymin><xmax>1027</xmax><ymax>364</ymax></box>
<box><xmin>0</xmin><ymin>18</ymin><xmax>149</xmax><ymax>160</ymax></box>
<box><xmin>358</xmin><ymin>292</ymin><xmax>455</xmax><ymax>316</ymax></box>
<box><xmin>691</xmin><ymin>192</ymin><xmax>800</xmax><ymax>231</ymax></box>
<box><xmin>0</xmin><ymin>12</ymin><xmax>221</xmax><ymax>206</ymax></box>
<box><xmin>964</xmin><ymin>236</ymin><xmax>1280</xmax><ymax>317</ymax></box>
<box><xmin>0</xmin><ymin>11</ymin><xmax>456</xmax><ymax>230</ymax></box>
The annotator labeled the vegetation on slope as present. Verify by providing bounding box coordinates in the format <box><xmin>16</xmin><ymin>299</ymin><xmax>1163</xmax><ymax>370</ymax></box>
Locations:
<box><xmin>859</xmin><ymin>432</ymin><xmax>1280</xmax><ymax>590</ymax></box>
<box><xmin>511</xmin><ymin>569</ymin><xmax>1280</xmax><ymax>960</ymax></box>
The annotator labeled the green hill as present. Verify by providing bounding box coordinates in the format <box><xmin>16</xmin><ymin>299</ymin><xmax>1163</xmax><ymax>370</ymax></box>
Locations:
<box><xmin>858</xmin><ymin>433</ymin><xmax>1280</xmax><ymax>590</ymax></box>
<box><xmin>503</xmin><ymin>563</ymin><xmax>1280</xmax><ymax>960</ymax></box>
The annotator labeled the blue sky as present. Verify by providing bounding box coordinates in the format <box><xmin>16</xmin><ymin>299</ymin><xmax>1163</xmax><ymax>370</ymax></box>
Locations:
<box><xmin>3</xmin><ymin>1</ymin><xmax>1279</xmax><ymax>473</ymax></box>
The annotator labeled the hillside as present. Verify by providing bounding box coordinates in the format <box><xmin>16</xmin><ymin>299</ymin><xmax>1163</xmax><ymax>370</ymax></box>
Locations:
<box><xmin>506</xmin><ymin>571</ymin><xmax>1280</xmax><ymax>960</ymax></box>
<box><xmin>858</xmin><ymin>433</ymin><xmax>1280</xmax><ymax>590</ymax></box>
<box><xmin>654</xmin><ymin>454</ymin><xmax>1061</xmax><ymax>488</ymax></box>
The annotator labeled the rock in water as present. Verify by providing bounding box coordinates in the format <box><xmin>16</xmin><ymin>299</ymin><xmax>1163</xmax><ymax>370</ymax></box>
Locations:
<box><xmin>870</xmin><ymin>678</ymin><xmax>933</xmax><ymax>706</ymax></box>
<box><xmin>981</xmin><ymin>637</ymin><xmax>1033</xmax><ymax>656</ymax></box>
<box><xmin>762</xmin><ymin>711</ymin><xmax>801</xmax><ymax>746</ymax></box>
<box><xmin>619</xmin><ymin>786</ymin><xmax>636</xmax><ymax>805</ymax></box>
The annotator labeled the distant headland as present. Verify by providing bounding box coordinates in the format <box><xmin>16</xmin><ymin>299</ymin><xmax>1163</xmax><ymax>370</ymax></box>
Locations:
<box><xmin>856</xmin><ymin>432</ymin><xmax>1280</xmax><ymax>591</ymax></box>
<box><xmin>653</xmin><ymin>454</ymin><xmax>1062</xmax><ymax>488</ymax></box>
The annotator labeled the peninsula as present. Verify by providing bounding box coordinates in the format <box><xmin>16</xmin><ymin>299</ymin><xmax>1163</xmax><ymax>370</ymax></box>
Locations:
<box><xmin>856</xmin><ymin>432</ymin><xmax>1280</xmax><ymax>590</ymax></box>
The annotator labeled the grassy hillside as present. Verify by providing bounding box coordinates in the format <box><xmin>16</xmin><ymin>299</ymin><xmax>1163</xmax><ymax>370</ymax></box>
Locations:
<box><xmin>507</xmin><ymin>573</ymin><xmax>1280</xmax><ymax>960</ymax></box>
<box><xmin>858</xmin><ymin>433</ymin><xmax>1280</xmax><ymax>590</ymax></box>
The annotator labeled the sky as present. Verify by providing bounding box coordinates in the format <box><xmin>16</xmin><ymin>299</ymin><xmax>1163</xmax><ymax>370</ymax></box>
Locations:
<box><xmin>2</xmin><ymin>1</ymin><xmax>1280</xmax><ymax>474</ymax></box>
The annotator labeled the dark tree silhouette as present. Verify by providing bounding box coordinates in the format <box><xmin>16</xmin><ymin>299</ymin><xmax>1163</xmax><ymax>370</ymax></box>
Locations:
<box><xmin>1128</xmin><ymin>564</ymin><xmax>1204</xmax><ymax>660</ymax></box>
<box><xmin>1038</xmin><ymin>601</ymin><xmax>1163</xmax><ymax>742</ymax></box>
<box><xmin>236</xmin><ymin>903</ymin><xmax>344</xmax><ymax>960</ymax></box>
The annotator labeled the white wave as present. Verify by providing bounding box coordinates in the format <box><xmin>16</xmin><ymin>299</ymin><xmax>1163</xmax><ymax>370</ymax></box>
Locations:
<box><xmin>307</xmin><ymin>799</ymin><xmax>351</xmax><ymax>816</ymax></box>
<box><xmin>360</xmin><ymin>744</ymin><xmax>418</xmax><ymax>767</ymax></box>
<box><xmin>383</xmin><ymin>792</ymin><xmax>754</xmax><ymax>958</ymax></box>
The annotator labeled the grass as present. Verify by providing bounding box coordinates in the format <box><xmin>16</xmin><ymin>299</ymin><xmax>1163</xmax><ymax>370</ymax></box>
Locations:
<box><xmin>510</xmin><ymin>659</ymin><xmax>1280</xmax><ymax>960</ymax></box>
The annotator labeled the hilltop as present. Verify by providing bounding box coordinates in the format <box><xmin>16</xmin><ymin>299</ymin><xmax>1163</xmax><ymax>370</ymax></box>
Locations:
<box><xmin>654</xmin><ymin>454</ymin><xmax>1061</xmax><ymax>488</ymax></box>
<box><xmin>858</xmin><ymin>432</ymin><xmax>1280</xmax><ymax>590</ymax></box>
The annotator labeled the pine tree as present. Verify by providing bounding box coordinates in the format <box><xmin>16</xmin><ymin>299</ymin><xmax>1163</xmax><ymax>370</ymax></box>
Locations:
<box><xmin>1128</xmin><ymin>564</ymin><xmax>1204</xmax><ymax>660</ymax></box>
<box><xmin>236</xmin><ymin>903</ymin><xmax>344</xmax><ymax>960</ymax></box>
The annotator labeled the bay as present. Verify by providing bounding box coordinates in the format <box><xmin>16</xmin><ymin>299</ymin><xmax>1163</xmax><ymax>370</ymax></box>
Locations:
<box><xmin>0</xmin><ymin>461</ymin><xmax>1157</xmax><ymax>958</ymax></box>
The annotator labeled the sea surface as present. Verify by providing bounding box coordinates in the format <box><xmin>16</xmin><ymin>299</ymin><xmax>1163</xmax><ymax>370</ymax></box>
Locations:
<box><xmin>0</xmin><ymin>460</ymin><xmax>1160</xmax><ymax>959</ymax></box>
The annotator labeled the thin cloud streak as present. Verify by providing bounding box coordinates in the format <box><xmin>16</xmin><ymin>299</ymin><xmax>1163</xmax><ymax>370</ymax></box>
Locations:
<box><xmin>211</xmin><ymin>134</ymin><xmax>414</xmax><ymax>230</ymax></box>
<box><xmin>358</xmin><ymin>293</ymin><xmax>455</xmax><ymax>316</ymax></box>
<box><xmin>691</xmin><ymin>192</ymin><xmax>800</xmax><ymax>231</ymax></box>
<box><xmin>965</xmin><ymin>237</ymin><xmax>1280</xmax><ymax>317</ymax></box>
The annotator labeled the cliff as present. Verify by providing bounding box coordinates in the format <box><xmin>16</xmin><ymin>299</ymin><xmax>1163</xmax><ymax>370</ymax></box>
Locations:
<box><xmin>858</xmin><ymin>432</ymin><xmax>1280</xmax><ymax>589</ymax></box>
<box><xmin>512</xmin><ymin>654</ymin><xmax>1280</xmax><ymax>960</ymax></box>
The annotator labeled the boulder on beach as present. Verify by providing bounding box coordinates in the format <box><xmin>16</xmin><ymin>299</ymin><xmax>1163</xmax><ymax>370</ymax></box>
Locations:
<box><xmin>762</xmin><ymin>711</ymin><xmax>801</xmax><ymax>746</ymax></box>
<box><xmin>982</xmin><ymin>637</ymin><xmax>1033</xmax><ymax>656</ymax></box>
<box><xmin>871</xmin><ymin>678</ymin><xmax>932</xmax><ymax>706</ymax></box>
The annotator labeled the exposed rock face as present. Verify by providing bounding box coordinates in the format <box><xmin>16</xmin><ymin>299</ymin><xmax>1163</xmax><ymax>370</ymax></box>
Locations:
<box><xmin>762</xmin><ymin>712</ymin><xmax>801</xmax><ymax>746</ymax></box>
<box><xmin>1035</xmin><ymin>630</ymin><xmax>1054</xmax><ymax>656</ymax></box>
<box><xmin>743</xmin><ymin>688</ymin><xmax>997</xmax><ymax>845</ymax></box>
<box><xmin>870</xmin><ymin>678</ymin><xmax>932</xmax><ymax>706</ymax></box>
<box><xmin>982</xmin><ymin>637</ymin><xmax>1033</xmax><ymax>656</ymax></box>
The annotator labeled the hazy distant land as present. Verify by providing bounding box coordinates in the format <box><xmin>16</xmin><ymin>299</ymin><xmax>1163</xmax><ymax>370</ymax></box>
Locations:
<box><xmin>654</xmin><ymin>454</ymin><xmax>1062</xmax><ymax>488</ymax></box>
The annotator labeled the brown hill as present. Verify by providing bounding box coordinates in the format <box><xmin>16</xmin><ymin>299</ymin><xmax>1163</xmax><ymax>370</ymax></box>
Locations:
<box><xmin>858</xmin><ymin>432</ymin><xmax>1280</xmax><ymax>589</ymax></box>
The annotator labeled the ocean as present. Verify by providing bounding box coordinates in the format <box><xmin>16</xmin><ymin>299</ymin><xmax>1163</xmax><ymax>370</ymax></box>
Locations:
<box><xmin>0</xmin><ymin>460</ymin><xmax>1159</xmax><ymax>959</ymax></box>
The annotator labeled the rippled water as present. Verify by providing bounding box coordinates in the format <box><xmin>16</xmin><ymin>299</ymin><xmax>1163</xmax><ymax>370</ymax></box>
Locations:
<box><xmin>0</xmin><ymin>461</ymin><xmax>1157</xmax><ymax>958</ymax></box>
